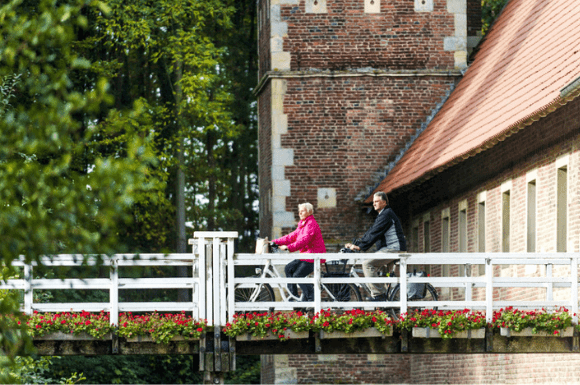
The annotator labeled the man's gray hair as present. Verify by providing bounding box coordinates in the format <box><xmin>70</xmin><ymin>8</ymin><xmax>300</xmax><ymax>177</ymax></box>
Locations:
<box><xmin>374</xmin><ymin>191</ymin><xmax>389</xmax><ymax>205</ymax></box>
<box><xmin>299</xmin><ymin>202</ymin><xmax>314</xmax><ymax>214</ymax></box>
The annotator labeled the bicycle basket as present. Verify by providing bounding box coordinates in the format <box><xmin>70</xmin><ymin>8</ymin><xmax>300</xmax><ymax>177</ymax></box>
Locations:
<box><xmin>324</xmin><ymin>259</ymin><xmax>349</xmax><ymax>277</ymax></box>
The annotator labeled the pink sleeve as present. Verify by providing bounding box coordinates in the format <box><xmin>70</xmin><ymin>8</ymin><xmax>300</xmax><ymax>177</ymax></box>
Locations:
<box><xmin>272</xmin><ymin>228</ymin><xmax>298</xmax><ymax>246</ymax></box>
<box><xmin>287</xmin><ymin>221</ymin><xmax>318</xmax><ymax>253</ymax></box>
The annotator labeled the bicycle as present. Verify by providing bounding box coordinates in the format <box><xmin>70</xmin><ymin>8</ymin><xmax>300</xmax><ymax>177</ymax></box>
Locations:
<box><xmin>342</xmin><ymin>248</ymin><xmax>438</xmax><ymax>319</ymax></box>
<box><xmin>234</xmin><ymin>243</ymin><xmax>362</xmax><ymax>310</ymax></box>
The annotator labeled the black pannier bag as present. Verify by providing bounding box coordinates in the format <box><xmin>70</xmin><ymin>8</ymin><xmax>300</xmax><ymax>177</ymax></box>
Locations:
<box><xmin>407</xmin><ymin>270</ymin><xmax>427</xmax><ymax>300</ymax></box>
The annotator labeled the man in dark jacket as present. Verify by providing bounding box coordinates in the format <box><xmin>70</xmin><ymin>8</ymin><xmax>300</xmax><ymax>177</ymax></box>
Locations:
<box><xmin>345</xmin><ymin>192</ymin><xmax>406</xmax><ymax>301</ymax></box>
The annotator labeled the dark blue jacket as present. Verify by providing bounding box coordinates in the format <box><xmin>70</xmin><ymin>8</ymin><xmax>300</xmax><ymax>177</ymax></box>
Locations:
<box><xmin>354</xmin><ymin>207</ymin><xmax>407</xmax><ymax>252</ymax></box>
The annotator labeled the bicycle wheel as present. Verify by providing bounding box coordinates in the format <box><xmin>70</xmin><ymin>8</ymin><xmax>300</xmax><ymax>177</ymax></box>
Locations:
<box><xmin>234</xmin><ymin>282</ymin><xmax>275</xmax><ymax>303</ymax></box>
<box><xmin>387</xmin><ymin>283</ymin><xmax>438</xmax><ymax>320</ymax></box>
<box><xmin>325</xmin><ymin>283</ymin><xmax>362</xmax><ymax>302</ymax></box>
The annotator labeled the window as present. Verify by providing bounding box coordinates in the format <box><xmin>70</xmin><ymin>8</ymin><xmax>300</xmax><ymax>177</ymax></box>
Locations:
<box><xmin>458</xmin><ymin>200</ymin><xmax>467</xmax><ymax>253</ymax></box>
<box><xmin>411</xmin><ymin>219</ymin><xmax>419</xmax><ymax>252</ymax></box>
<box><xmin>527</xmin><ymin>171</ymin><xmax>537</xmax><ymax>252</ymax></box>
<box><xmin>478</xmin><ymin>192</ymin><xmax>486</xmax><ymax>253</ymax></box>
<box><xmin>441</xmin><ymin>208</ymin><xmax>450</xmax><ymax>253</ymax></box>
<box><xmin>557</xmin><ymin>157</ymin><xmax>568</xmax><ymax>252</ymax></box>
<box><xmin>501</xmin><ymin>181</ymin><xmax>511</xmax><ymax>253</ymax></box>
<box><xmin>423</xmin><ymin>213</ymin><xmax>431</xmax><ymax>253</ymax></box>
<box><xmin>441</xmin><ymin>208</ymin><xmax>450</xmax><ymax>296</ymax></box>
<box><xmin>477</xmin><ymin>192</ymin><xmax>486</xmax><ymax>275</ymax></box>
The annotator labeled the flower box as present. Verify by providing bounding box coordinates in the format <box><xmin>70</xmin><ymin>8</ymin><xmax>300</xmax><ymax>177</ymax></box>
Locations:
<box><xmin>35</xmin><ymin>332</ymin><xmax>112</xmax><ymax>340</ymax></box>
<box><xmin>500</xmin><ymin>327</ymin><xmax>574</xmax><ymax>338</ymax></box>
<box><xmin>412</xmin><ymin>328</ymin><xmax>485</xmax><ymax>339</ymax></box>
<box><xmin>236</xmin><ymin>330</ymin><xmax>309</xmax><ymax>341</ymax></box>
<box><xmin>125</xmin><ymin>335</ymin><xmax>198</xmax><ymax>342</ymax></box>
<box><xmin>319</xmin><ymin>327</ymin><xmax>392</xmax><ymax>339</ymax></box>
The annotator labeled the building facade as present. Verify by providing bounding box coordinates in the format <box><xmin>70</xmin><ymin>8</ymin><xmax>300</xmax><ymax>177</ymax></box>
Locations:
<box><xmin>257</xmin><ymin>0</ymin><xmax>481</xmax><ymax>245</ymax></box>
<box><xmin>257</xmin><ymin>0</ymin><xmax>580</xmax><ymax>383</ymax></box>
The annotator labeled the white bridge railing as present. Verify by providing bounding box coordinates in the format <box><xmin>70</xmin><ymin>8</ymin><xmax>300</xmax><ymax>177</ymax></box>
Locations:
<box><xmin>231</xmin><ymin>252</ymin><xmax>580</xmax><ymax>324</ymax></box>
<box><xmin>1</xmin><ymin>232</ymin><xmax>579</xmax><ymax>330</ymax></box>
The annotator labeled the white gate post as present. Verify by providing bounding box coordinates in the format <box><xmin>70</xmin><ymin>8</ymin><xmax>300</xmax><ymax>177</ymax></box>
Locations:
<box><xmin>213</xmin><ymin>237</ymin><xmax>221</xmax><ymax>328</ymax></box>
<box><xmin>227</xmin><ymin>239</ymin><xmax>235</xmax><ymax>323</ymax></box>
<box><xmin>193</xmin><ymin>232</ymin><xmax>238</xmax><ymax>326</ymax></box>
<box><xmin>197</xmin><ymin>236</ymin><xmax>208</xmax><ymax>323</ymax></box>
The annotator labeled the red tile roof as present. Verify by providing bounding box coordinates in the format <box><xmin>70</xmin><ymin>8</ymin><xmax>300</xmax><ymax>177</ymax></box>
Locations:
<box><xmin>369</xmin><ymin>0</ymin><xmax>580</xmax><ymax>201</ymax></box>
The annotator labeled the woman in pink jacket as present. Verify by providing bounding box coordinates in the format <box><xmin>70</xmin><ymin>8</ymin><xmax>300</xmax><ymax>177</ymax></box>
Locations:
<box><xmin>272</xmin><ymin>202</ymin><xmax>326</xmax><ymax>303</ymax></box>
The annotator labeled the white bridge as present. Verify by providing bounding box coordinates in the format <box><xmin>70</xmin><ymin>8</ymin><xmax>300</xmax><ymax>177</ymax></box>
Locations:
<box><xmin>3</xmin><ymin>231</ymin><xmax>580</xmax><ymax>331</ymax></box>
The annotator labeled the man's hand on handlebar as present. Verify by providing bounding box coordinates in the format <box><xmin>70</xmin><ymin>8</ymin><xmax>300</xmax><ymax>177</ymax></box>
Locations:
<box><xmin>344</xmin><ymin>243</ymin><xmax>361</xmax><ymax>251</ymax></box>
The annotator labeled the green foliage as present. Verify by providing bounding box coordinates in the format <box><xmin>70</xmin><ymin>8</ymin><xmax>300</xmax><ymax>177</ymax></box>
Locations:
<box><xmin>482</xmin><ymin>0</ymin><xmax>509</xmax><ymax>35</ymax></box>
<box><xmin>0</xmin><ymin>0</ymin><xmax>160</xmax><ymax>359</ymax></box>
<box><xmin>0</xmin><ymin>356</ymin><xmax>85</xmax><ymax>384</ymax></box>
<box><xmin>0</xmin><ymin>0</ymin><xmax>159</xmax><ymax>262</ymax></box>
<box><xmin>225</xmin><ymin>355</ymin><xmax>260</xmax><ymax>384</ymax></box>
<box><xmin>47</xmin><ymin>355</ymin><xmax>203</xmax><ymax>384</ymax></box>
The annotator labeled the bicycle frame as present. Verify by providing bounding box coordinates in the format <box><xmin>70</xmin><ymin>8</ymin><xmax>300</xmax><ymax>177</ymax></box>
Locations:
<box><xmin>244</xmin><ymin>257</ymin><xmax>358</xmax><ymax>304</ymax></box>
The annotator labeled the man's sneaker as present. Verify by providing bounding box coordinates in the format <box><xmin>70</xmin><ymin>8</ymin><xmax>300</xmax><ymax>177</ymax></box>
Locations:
<box><xmin>365</xmin><ymin>293</ymin><xmax>387</xmax><ymax>302</ymax></box>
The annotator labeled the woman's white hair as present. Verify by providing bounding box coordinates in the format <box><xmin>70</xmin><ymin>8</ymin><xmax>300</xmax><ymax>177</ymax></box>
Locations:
<box><xmin>298</xmin><ymin>202</ymin><xmax>314</xmax><ymax>214</ymax></box>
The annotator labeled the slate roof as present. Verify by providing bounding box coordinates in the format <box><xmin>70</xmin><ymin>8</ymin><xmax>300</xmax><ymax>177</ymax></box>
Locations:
<box><xmin>369</xmin><ymin>0</ymin><xmax>580</xmax><ymax>200</ymax></box>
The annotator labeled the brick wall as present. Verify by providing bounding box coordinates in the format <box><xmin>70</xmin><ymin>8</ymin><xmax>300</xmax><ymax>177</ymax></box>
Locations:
<box><xmin>409</xmin><ymin>354</ymin><xmax>580</xmax><ymax>384</ymax></box>
<box><xmin>405</xmin><ymin>98</ymin><xmax>580</xmax><ymax>253</ymax></box>
<box><xmin>271</xmin><ymin>353</ymin><xmax>580</xmax><ymax>384</ymax></box>
<box><xmin>402</xmin><ymin>98</ymin><xmax>580</xmax><ymax>305</ymax></box>
<box><xmin>286</xmin><ymin>354</ymin><xmax>411</xmax><ymax>384</ymax></box>
<box><xmin>279</xmin><ymin>0</ymin><xmax>457</xmax><ymax>71</ymax></box>
<box><xmin>277</xmin><ymin>74</ymin><xmax>456</xmax><ymax>243</ymax></box>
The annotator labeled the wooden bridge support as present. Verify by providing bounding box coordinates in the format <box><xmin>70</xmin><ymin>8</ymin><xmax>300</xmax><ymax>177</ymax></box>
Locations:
<box><xmin>32</xmin><ymin>328</ymin><xmax>580</xmax><ymax>356</ymax></box>
<box><xmin>199</xmin><ymin>332</ymin><xmax>235</xmax><ymax>384</ymax></box>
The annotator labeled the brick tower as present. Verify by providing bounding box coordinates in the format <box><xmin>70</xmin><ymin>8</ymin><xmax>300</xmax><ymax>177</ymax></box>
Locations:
<box><xmin>257</xmin><ymin>0</ymin><xmax>482</xmax><ymax>244</ymax></box>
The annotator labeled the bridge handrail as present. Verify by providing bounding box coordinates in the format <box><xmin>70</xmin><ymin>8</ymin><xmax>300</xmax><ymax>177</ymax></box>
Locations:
<box><xmin>2</xmin><ymin>231</ymin><xmax>579</xmax><ymax>327</ymax></box>
<box><xmin>229</xmin><ymin>251</ymin><xmax>580</xmax><ymax>323</ymax></box>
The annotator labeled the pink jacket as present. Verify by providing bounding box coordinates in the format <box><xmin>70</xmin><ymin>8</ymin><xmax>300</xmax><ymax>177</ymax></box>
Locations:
<box><xmin>273</xmin><ymin>215</ymin><xmax>326</xmax><ymax>263</ymax></box>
